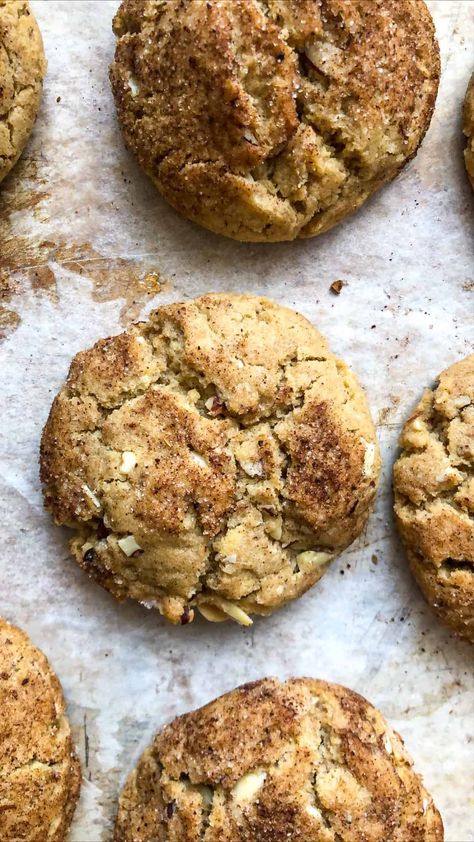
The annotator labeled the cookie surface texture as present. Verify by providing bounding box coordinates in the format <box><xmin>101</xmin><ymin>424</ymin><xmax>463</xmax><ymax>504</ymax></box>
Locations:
<box><xmin>110</xmin><ymin>0</ymin><xmax>440</xmax><ymax>241</ymax></box>
<box><xmin>463</xmin><ymin>72</ymin><xmax>474</xmax><ymax>187</ymax></box>
<box><xmin>114</xmin><ymin>677</ymin><xmax>444</xmax><ymax>842</ymax></box>
<box><xmin>0</xmin><ymin>0</ymin><xmax>46</xmax><ymax>184</ymax></box>
<box><xmin>0</xmin><ymin>618</ymin><xmax>81</xmax><ymax>841</ymax></box>
<box><xmin>394</xmin><ymin>355</ymin><xmax>474</xmax><ymax>642</ymax></box>
<box><xmin>40</xmin><ymin>293</ymin><xmax>380</xmax><ymax>625</ymax></box>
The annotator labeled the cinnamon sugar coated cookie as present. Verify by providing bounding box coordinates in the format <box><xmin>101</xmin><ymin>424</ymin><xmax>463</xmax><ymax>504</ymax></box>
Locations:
<box><xmin>110</xmin><ymin>0</ymin><xmax>439</xmax><ymax>242</ymax></box>
<box><xmin>394</xmin><ymin>356</ymin><xmax>474</xmax><ymax>642</ymax></box>
<box><xmin>0</xmin><ymin>0</ymin><xmax>46</xmax><ymax>184</ymax></box>
<box><xmin>463</xmin><ymin>72</ymin><xmax>474</xmax><ymax>187</ymax></box>
<box><xmin>114</xmin><ymin>677</ymin><xmax>443</xmax><ymax>841</ymax></box>
<box><xmin>40</xmin><ymin>293</ymin><xmax>380</xmax><ymax>625</ymax></box>
<box><xmin>0</xmin><ymin>618</ymin><xmax>80</xmax><ymax>841</ymax></box>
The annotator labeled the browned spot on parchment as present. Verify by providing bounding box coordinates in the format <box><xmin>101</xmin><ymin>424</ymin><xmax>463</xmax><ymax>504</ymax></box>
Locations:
<box><xmin>0</xmin><ymin>158</ymin><xmax>50</xmax><ymax>283</ymax></box>
<box><xmin>29</xmin><ymin>265</ymin><xmax>58</xmax><ymax>299</ymax></box>
<box><xmin>1</xmin><ymin>156</ymin><xmax>169</xmax><ymax>341</ymax></box>
<box><xmin>0</xmin><ymin>307</ymin><xmax>21</xmax><ymax>342</ymax></box>
<box><xmin>0</xmin><ymin>158</ymin><xmax>52</xmax><ymax>341</ymax></box>
<box><xmin>1</xmin><ymin>273</ymin><xmax>22</xmax><ymax>341</ymax></box>
<box><xmin>0</xmin><ymin>242</ymin><xmax>60</xmax><ymax>343</ymax></box>
<box><xmin>0</xmin><ymin>235</ymin><xmax>43</xmax><ymax>276</ymax></box>
<box><xmin>1</xmin><ymin>240</ymin><xmax>169</xmax><ymax>332</ymax></box>
<box><xmin>377</xmin><ymin>394</ymin><xmax>401</xmax><ymax>427</ymax></box>
<box><xmin>51</xmin><ymin>242</ymin><xmax>169</xmax><ymax>323</ymax></box>
<box><xmin>0</xmin><ymin>158</ymin><xmax>49</xmax><ymax>221</ymax></box>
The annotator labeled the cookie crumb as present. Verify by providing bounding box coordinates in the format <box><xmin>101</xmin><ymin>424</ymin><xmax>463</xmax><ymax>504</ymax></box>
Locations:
<box><xmin>141</xmin><ymin>271</ymin><xmax>162</xmax><ymax>293</ymax></box>
<box><xmin>330</xmin><ymin>280</ymin><xmax>346</xmax><ymax>295</ymax></box>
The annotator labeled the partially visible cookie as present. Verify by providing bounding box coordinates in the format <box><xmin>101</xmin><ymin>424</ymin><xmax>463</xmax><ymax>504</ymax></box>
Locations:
<box><xmin>110</xmin><ymin>0</ymin><xmax>439</xmax><ymax>242</ymax></box>
<box><xmin>0</xmin><ymin>0</ymin><xmax>46</xmax><ymax>184</ymax></box>
<box><xmin>463</xmin><ymin>72</ymin><xmax>474</xmax><ymax>187</ymax></box>
<box><xmin>0</xmin><ymin>618</ymin><xmax>81</xmax><ymax>841</ymax></box>
<box><xmin>114</xmin><ymin>677</ymin><xmax>443</xmax><ymax>842</ymax></box>
<box><xmin>40</xmin><ymin>293</ymin><xmax>380</xmax><ymax>626</ymax></box>
<box><xmin>394</xmin><ymin>356</ymin><xmax>474</xmax><ymax>642</ymax></box>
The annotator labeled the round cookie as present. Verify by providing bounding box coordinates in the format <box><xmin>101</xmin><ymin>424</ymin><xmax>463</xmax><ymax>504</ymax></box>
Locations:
<box><xmin>110</xmin><ymin>0</ymin><xmax>439</xmax><ymax>242</ymax></box>
<box><xmin>393</xmin><ymin>356</ymin><xmax>474</xmax><ymax>642</ymax></box>
<box><xmin>0</xmin><ymin>1</ymin><xmax>46</xmax><ymax>185</ymax></box>
<box><xmin>463</xmin><ymin>72</ymin><xmax>474</xmax><ymax>188</ymax></box>
<box><xmin>40</xmin><ymin>293</ymin><xmax>380</xmax><ymax>626</ymax></box>
<box><xmin>114</xmin><ymin>677</ymin><xmax>443</xmax><ymax>841</ymax></box>
<box><xmin>0</xmin><ymin>618</ymin><xmax>81</xmax><ymax>841</ymax></box>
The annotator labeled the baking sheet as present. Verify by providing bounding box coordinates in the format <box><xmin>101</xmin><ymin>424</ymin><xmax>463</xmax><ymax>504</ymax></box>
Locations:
<box><xmin>1</xmin><ymin>1</ymin><xmax>473</xmax><ymax>839</ymax></box>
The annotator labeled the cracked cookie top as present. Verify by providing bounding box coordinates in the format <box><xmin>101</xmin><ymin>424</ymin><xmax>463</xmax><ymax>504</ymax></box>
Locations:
<box><xmin>110</xmin><ymin>0</ymin><xmax>439</xmax><ymax>242</ymax></box>
<box><xmin>0</xmin><ymin>0</ymin><xmax>46</xmax><ymax>185</ymax></box>
<box><xmin>463</xmin><ymin>72</ymin><xmax>474</xmax><ymax>188</ymax></box>
<box><xmin>113</xmin><ymin>677</ymin><xmax>443</xmax><ymax>842</ymax></box>
<box><xmin>393</xmin><ymin>355</ymin><xmax>474</xmax><ymax>642</ymax></box>
<box><xmin>0</xmin><ymin>618</ymin><xmax>80</xmax><ymax>842</ymax></box>
<box><xmin>40</xmin><ymin>293</ymin><xmax>380</xmax><ymax>626</ymax></box>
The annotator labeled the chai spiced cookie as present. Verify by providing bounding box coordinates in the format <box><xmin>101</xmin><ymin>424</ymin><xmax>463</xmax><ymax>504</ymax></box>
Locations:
<box><xmin>0</xmin><ymin>617</ymin><xmax>80</xmax><ymax>841</ymax></box>
<box><xmin>0</xmin><ymin>1</ymin><xmax>46</xmax><ymax>184</ymax></box>
<box><xmin>393</xmin><ymin>356</ymin><xmax>474</xmax><ymax>642</ymax></box>
<box><xmin>110</xmin><ymin>0</ymin><xmax>439</xmax><ymax>241</ymax></box>
<box><xmin>463</xmin><ymin>72</ymin><xmax>474</xmax><ymax>187</ymax></box>
<box><xmin>40</xmin><ymin>293</ymin><xmax>380</xmax><ymax>626</ymax></box>
<box><xmin>114</xmin><ymin>677</ymin><xmax>443</xmax><ymax>841</ymax></box>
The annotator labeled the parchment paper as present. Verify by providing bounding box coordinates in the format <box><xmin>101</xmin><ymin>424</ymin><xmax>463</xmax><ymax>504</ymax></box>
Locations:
<box><xmin>1</xmin><ymin>2</ymin><xmax>473</xmax><ymax>840</ymax></box>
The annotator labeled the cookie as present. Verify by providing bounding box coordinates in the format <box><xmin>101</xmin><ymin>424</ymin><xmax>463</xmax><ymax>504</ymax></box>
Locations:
<box><xmin>0</xmin><ymin>618</ymin><xmax>81</xmax><ymax>841</ymax></box>
<box><xmin>393</xmin><ymin>356</ymin><xmax>474</xmax><ymax>642</ymax></box>
<box><xmin>110</xmin><ymin>0</ymin><xmax>439</xmax><ymax>242</ymax></box>
<box><xmin>114</xmin><ymin>677</ymin><xmax>443</xmax><ymax>841</ymax></box>
<box><xmin>40</xmin><ymin>293</ymin><xmax>380</xmax><ymax>626</ymax></box>
<box><xmin>463</xmin><ymin>72</ymin><xmax>474</xmax><ymax>187</ymax></box>
<box><xmin>0</xmin><ymin>1</ymin><xmax>46</xmax><ymax>185</ymax></box>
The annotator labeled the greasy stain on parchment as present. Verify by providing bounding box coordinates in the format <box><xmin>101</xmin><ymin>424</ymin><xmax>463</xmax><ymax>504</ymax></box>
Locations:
<box><xmin>0</xmin><ymin>158</ymin><xmax>51</xmax><ymax>340</ymax></box>
<box><xmin>52</xmin><ymin>242</ymin><xmax>168</xmax><ymax>323</ymax></box>
<box><xmin>0</xmin><ymin>158</ymin><xmax>168</xmax><ymax>343</ymax></box>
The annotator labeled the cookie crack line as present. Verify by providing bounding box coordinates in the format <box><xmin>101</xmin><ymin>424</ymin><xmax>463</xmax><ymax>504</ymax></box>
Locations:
<box><xmin>437</xmin><ymin>557</ymin><xmax>474</xmax><ymax>574</ymax></box>
<box><xmin>3</xmin><ymin>756</ymin><xmax>66</xmax><ymax>777</ymax></box>
<box><xmin>396</xmin><ymin>488</ymin><xmax>474</xmax><ymax>521</ymax></box>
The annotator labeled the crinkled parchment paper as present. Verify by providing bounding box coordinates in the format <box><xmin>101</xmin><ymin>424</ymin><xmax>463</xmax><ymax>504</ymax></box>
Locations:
<box><xmin>0</xmin><ymin>2</ymin><xmax>473</xmax><ymax>840</ymax></box>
